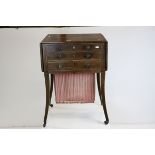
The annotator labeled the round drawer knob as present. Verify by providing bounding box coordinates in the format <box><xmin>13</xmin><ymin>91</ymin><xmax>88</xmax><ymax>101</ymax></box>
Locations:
<box><xmin>84</xmin><ymin>63</ymin><xmax>91</xmax><ymax>68</ymax></box>
<box><xmin>58</xmin><ymin>47</ymin><xmax>62</xmax><ymax>51</ymax></box>
<box><xmin>57</xmin><ymin>53</ymin><xmax>63</xmax><ymax>58</ymax></box>
<box><xmin>84</xmin><ymin>52</ymin><xmax>92</xmax><ymax>59</ymax></box>
<box><xmin>86</xmin><ymin>45</ymin><xmax>91</xmax><ymax>50</ymax></box>
<box><xmin>58</xmin><ymin>64</ymin><xmax>63</xmax><ymax>69</ymax></box>
<box><xmin>73</xmin><ymin>54</ymin><xmax>75</xmax><ymax>58</ymax></box>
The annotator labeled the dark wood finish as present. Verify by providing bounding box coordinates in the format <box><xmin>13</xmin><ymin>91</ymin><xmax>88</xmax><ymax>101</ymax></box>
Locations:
<box><xmin>47</xmin><ymin>60</ymin><xmax>105</xmax><ymax>73</ymax></box>
<box><xmin>49</xmin><ymin>74</ymin><xmax>53</xmax><ymax>107</ymax></box>
<box><xmin>46</xmin><ymin>51</ymin><xmax>104</xmax><ymax>60</ymax></box>
<box><xmin>76</xmin><ymin>60</ymin><xmax>105</xmax><ymax>72</ymax></box>
<box><xmin>47</xmin><ymin>60</ymin><xmax>74</xmax><ymax>71</ymax></box>
<box><xmin>43</xmin><ymin>73</ymin><xmax>50</xmax><ymax>127</ymax></box>
<box><xmin>41</xmin><ymin>34</ymin><xmax>107</xmax><ymax>43</ymax></box>
<box><xmin>44</xmin><ymin>43</ymin><xmax>105</xmax><ymax>52</ymax></box>
<box><xmin>40</xmin><ymin>33</ymin><xmax>109</xmax><ymax>127</ymax></box>
<box><xmin>97</xmin><ymin>73</ymin><xmax>102</xmax><ymax>104</ymax></box>
<box><xmin>101</xmin><ymin>72</ymin><xmax>109</xmax><ymax>124</ymax></box>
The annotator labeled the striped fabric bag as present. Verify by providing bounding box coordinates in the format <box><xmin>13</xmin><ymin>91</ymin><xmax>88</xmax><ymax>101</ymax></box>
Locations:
<box><xmin>54</xmin><ymin>73</ymin><xmax>95</xmax><ymax>103</ymax></box>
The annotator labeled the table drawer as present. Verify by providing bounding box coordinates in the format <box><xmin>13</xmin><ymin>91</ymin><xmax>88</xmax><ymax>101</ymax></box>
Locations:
<box><xmin>42</xmin><ymin>42</ymin><xmax>107</xmax><ymax>72</ymax></box>
<box><xmin>76</xmin><ymin>60</ymin><xmax>105</xmax><ymax>72</ymax></box>
<box><xmin>44</xmin><ymin>43</ymin><xmax>104</xmax><ymax>53</ymax></box>
<box><xmin>47</xmin><ymin>60</ymin><xmax>74</xmax><ymax>71</ymax></box>
<box><xmin>76</xmin><ymin>51</ymin><xmax>104</xmax><ymax>59</ymax></box>
<box><xmin>46</xmin><ymin>60</ymin><xmax>105</xmax><ymax>72</ymax></box>
<box><xmin>47</xmin><ymin>51</ymin><xmax>104</xmax><ymax>60</ymax></box>
<box><xmin>47</xmin><ymin>52</ymin><xmax>75</xmax><ymax>60</ymax></box>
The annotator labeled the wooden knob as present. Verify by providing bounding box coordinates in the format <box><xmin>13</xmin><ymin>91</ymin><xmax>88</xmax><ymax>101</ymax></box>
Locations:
<box><xmin>57</xmin><ymin>47</ymin><xmax>62</xmax><ymax>51</ymax></box>
<box><xmin>58</xmin><ymin>64</ymin><xmax>63</xmax><ymax>69</ymax></box>
<box><xmin>84</xmin><ymin>63</ymin><xmax>91</xmax><ymax>68</ymax></box>
<box><xmin>86</xmin><ymin>45</ymin><xmax>91</xmax><ymax>50</ymax></box>
<box><xmin>73</xmin><ymin>54</ymin><xmax>75</xmax><ymax>58</ymax></box>
<box><xmin>84</xmin><ymin>52</ymin><xmax>92</xmax><ymax>59</ymax></box>
<box><xmin>57</xmin><ymin>53</ymin><xmax>63</xmax><ymax>58</ymax></box>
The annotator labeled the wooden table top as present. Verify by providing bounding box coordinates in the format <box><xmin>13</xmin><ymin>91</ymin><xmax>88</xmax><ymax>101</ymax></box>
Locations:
<box><xmin>41</xmin><ymin>33</ymin><xmax>107</xmax><ymax>43</ymax></box>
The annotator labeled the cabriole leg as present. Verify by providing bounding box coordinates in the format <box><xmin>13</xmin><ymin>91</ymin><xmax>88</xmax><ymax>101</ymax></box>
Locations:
<box><xmin>97</xmin><ymin>73</ymin><xmax>102</xmax><ymax>104</ymax></box>
<box><xmin>101</xmin><ymin>72</ymin><xmax>109</xmax><ymax>125</ymax></box>
<box><xmin>49</xmin><ymin>74</ymin><xmax>53</xmax><ymax>107</ymax></box>
<box><xmin>43</xmin><ymin>73</ymin><xmax>50</xmax><ymax>127</ymax></box>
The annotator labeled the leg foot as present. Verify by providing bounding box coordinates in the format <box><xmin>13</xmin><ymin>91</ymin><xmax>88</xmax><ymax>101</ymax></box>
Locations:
<box><xmin>43</xmin><ymin>73</ymin><xmax>50</xmax><ymax>128</ymax></box>
<box><xmin>104</xmin><ymin>120</ymin><xmax>109</xmax><ymax>125</ymax></box>
<box><xmin>101</xmin><ymin>72</ymin><xmax>109</xmax><ymax>125</ymax></box>
<box><xmin>50</xmin><ymin>104</ymin><xmax>53</xmax><ymax>107</ymax></box>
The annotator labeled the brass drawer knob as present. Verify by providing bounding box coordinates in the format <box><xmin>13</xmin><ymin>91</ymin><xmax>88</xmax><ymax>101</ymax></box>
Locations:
<box><xmin>86</xmin><ymin>45</ymin><xmax>91</xmax><ymax>50</ymax></box>
<box><xmin>84</xmin><ymin>63</ymin><xmax>91</xmax><ymax>69</ymax></box>
<box><xmin>84</xmin><ymin>52</ymin><xmax>92</xmax><ymax>59</ymax></box>
<box><xmin>57</xmin><ymin>53</ymin><xmax>63</xmax><ymax>59</ymax></box>
<box><xmin>73</xmin><ymin>54</ymin><xmax>75</xmax><ymax>58</ymax></box>
<box><xmin>57</xmin><ymin>47</ymin><xmax>62</xmax><ymax>51</ymax></box>
<box><xmin>58</xmin><ymin>64</ymin><xmax>63</xmax><ymax>69</ymax></box>
<box><xmin>95</xmin><ymin>45</ymin><xmax>100</xmax><ymax>49</ymax></box>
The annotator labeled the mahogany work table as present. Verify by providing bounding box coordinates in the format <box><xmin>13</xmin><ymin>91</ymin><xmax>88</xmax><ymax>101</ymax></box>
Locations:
<box><xmin>40</xmin><ymin>33</ymin><xmax>109</xmax><ymax>127</ymax></box>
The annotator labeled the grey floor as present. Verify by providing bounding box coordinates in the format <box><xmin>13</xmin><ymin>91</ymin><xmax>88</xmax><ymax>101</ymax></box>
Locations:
<box><xmin>45</xmin><ymin>104</ymin><xmax>155</xmax><ymax>129</ymax></box>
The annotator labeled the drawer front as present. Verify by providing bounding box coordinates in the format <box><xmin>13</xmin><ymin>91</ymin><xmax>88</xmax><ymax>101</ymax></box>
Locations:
<box><xmin>45</xmin><ymin>43</ymin><xmax>104</xmax><ymax>53</ymax></box>
<box><xmin>75</xmin><ymin>60</ymin><xmax>105</xmax><ymax>72</ymax></box>
<box><xmin>47</xmin><ymin>60</ymin><xmax>74</xmax><ymax>72</ymax></box>
<box><xmin>46</xmin><ymin>60</ymin><xmax>105</xmax><ymax>73</ymax></box>
<box><xmin>47</xmin><ymin>51</ymin><xmax>75</xmax><ymax>60</ymax></box>
<box><xmin>44</xmin><ymin>43</ymin><xmax>105</xmax><ymax>61</ymax></box>
<box><xmin>42</xmin><ymin>43</ymin><xmax>106</xmax><ymax>73</ymax></box>
<box><xmin>76</xmin><ymin>51</ymin><xmax>103</xmax><ymax>60</ymax></box>
<box><xmin>47</xmin><ymin>51</ymin><xmax>104</xmax><ymax>60</ymax></box>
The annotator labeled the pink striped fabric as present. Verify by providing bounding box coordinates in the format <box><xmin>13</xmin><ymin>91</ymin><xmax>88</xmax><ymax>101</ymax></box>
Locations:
<box><xmin>54</xmin><ymin>73</ymin><xmax>95</xmax><ymax>103</ymax></box>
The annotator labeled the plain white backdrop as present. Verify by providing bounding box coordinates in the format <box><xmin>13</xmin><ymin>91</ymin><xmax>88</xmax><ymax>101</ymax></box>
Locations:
<box><xmin>1</xmin><ymin>0</ymin><xmax>155</xmax><ymax>155</ymax></box>
<box><xmin>0</xmin><ymin>26</ymin><xmax>155</xmax><ymax>128</ymax></box>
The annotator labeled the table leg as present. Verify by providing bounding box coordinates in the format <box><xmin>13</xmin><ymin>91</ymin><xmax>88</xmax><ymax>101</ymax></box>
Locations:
<box><xmin>43</xmin><ymin>73</ymin><xmax>50</xmax><ymax>127</ymax></box>
<box><xmin>101</xmin><ymin>72</ymin><xmax>109</xmax><ymax>124</ymax></box>
<box><xmin>97</xmin><ymin>73</ymin><xmax>102</xmax><ymax>104</ymax></box>
<box><xmin>49</xmin><ymin>74</ymin><xmax>53</xmax><ymax>107</ymax></box>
